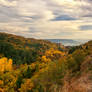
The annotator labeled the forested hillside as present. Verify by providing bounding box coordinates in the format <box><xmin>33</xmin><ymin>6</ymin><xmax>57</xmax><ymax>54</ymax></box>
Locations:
<box><xmin>0</xmin><ymin>33</ymin><xmax>92</xmax><ymax>92</ymax></box>
<box><xmin>0</xmin><ymin>33</ymin><xmax>65</xmax><ymax>64</ymax></box>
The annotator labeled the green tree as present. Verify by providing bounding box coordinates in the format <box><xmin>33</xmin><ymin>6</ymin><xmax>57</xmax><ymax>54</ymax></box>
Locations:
<box><xmin>16</xmin><ymin>76</ymin><xmax>23</xmax><ymax>88</ymax></box>
<box><xmin>23</xmin><ymin>66</ymin><xmax>32</xmax><ymax>78</ymax></box>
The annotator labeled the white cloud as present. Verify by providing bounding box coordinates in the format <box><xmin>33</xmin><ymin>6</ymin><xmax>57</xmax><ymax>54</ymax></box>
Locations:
<box><xmin>0</xmin><ymin>0</ymin><xmax>92</xmax><ymax>39</ymax></box>
<box><xmin>0</xmin><ymin>0</ymin><xmax>17</xmax><ymax>6</ymax></box>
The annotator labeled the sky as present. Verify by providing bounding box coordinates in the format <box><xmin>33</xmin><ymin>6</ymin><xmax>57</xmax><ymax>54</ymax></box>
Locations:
<box><xmin>0</xmin><ymin>0</ymin><xmax>92</xmax><ymax>39</ymax></box>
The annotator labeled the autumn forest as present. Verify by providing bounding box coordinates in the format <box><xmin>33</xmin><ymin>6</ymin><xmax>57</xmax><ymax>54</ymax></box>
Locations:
<box><xmin>0</xmin><ymin>33</ymin><xmax>92</xmax><ymax>92</ymax></box>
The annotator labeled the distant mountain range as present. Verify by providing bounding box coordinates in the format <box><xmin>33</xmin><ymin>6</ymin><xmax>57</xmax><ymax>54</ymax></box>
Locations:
<box><xmin>45</xmin><ymin>39</ymin><xmax>90</xmax><ymax>46</ymax></box>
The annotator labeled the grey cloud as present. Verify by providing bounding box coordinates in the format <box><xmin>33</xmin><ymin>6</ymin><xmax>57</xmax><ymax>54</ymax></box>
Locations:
<box><xmin>80</xmin><ymin>25</ymin><xmax>92</xmax><ymax>30</ymax></box>
<box><xmin>51</xmin><ymin>15</ymin><xmax>77</xmax><ymax>21</ymax></box>
<box><xmin>82</xmin><ymin>14</ymin><xmax>92</xmax><ymax>18</ymax></box>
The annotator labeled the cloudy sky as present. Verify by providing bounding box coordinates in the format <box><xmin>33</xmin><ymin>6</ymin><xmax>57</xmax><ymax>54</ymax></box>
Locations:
<box><xmin>0</xmin><ymin>0</ymin><xmax>92</xmax><ymax>39</ymax></box>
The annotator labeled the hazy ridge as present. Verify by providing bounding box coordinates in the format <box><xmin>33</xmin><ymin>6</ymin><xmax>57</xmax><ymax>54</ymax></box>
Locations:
<box><xmin>46</xmin><ymin>39</ymin><xmax>90</xmax><ymax>46</ymax></box>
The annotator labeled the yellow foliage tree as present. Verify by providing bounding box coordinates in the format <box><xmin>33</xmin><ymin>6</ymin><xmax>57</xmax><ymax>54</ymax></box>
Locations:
<box><xmin>19</xmin><ymin>79</ymin><xmax>34</xmax><ymax>92</ymax></box>
<box><xmin>41</xmin><ymin>56</ymin><xmax>51</xmax><ymax>63</ymax></box>
<box><xmin>41</xmin><ymin>48</ymin><xmax>65</xmax><ymax>62</ymax></box>
<box><xmin>0</xmin><ymin>57</ymin><xmax>13</xmax><ymax>72</ymax></box>
<box><xmin>0</xmin><ymin>88</ymin><xmax>4</xmax><ymax>92</ymax></box>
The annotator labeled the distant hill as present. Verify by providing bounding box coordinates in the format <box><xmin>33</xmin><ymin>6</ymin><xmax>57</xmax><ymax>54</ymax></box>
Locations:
<box><xmin>46</xmin><ymin>39</ymin><xmax>89</xmax><ymax>46</ymax></box>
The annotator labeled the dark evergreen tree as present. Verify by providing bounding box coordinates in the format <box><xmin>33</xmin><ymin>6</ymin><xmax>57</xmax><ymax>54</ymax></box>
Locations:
<box><xmin>16</xmin><ymin>76</ymin><xmax>23</xmax><ymax>88</ymax></box>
